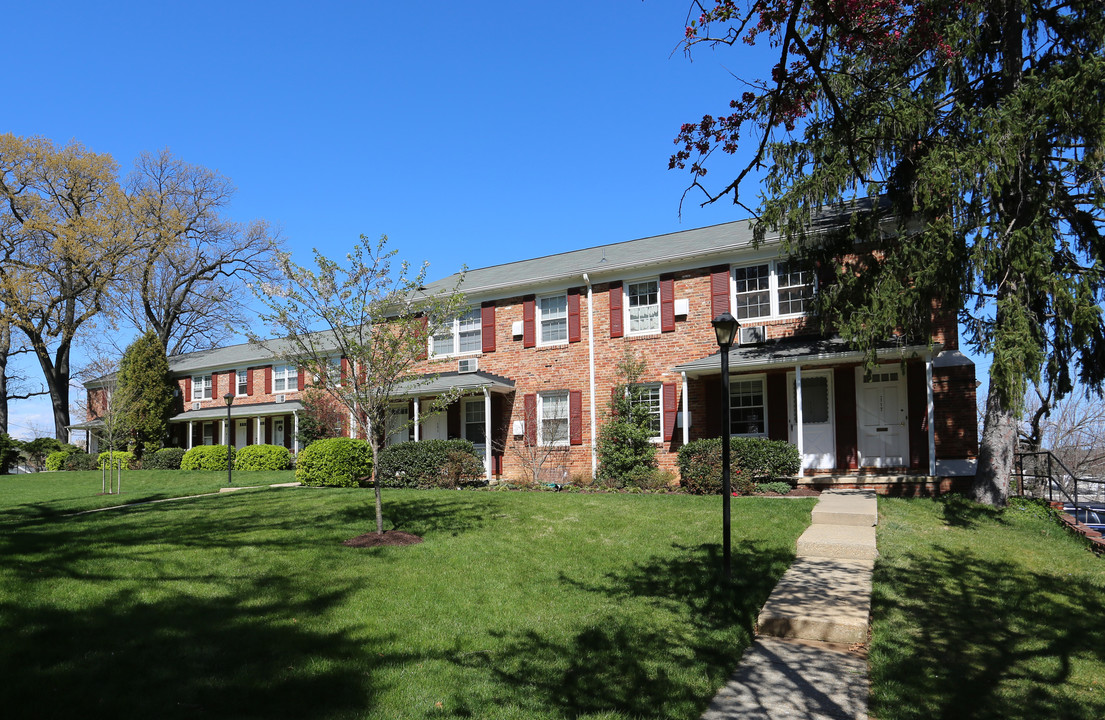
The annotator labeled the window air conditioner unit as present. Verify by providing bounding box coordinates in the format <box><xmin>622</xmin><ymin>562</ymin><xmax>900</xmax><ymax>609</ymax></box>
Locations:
<box><xmin>192</xmin><ymin>402</ymin><xmax>201</xmax><ymax>411</ymax></box>
<box><xmin>458</xmin><ymin>358</ymin><xmax>478</xmax><ymax>373</ymax></box>
<box><xmin>275</xmin><ymin>394</ymin><xmax>286</xmax><ymax>403</ymax></box>
<box><xmin>738</xmin><ymin>325</ymin><xmax>767</xmax><ymax>346</ymax></box>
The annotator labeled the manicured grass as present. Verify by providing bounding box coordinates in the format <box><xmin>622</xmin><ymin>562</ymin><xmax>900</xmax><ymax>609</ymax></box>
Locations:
<box><xmin>871</xmin><ymin>496</ymin><xmax>1105</xmax><ymax>720</ymax></box>
<box><xmin>0</xmin><ymin>469</ymin><xmax>296</xmax><ymax>520</ymax></box>
<box><xmin>0</xmin><ymin>486</ymin><xmax>814</xmax><ymax>719</ymax></box>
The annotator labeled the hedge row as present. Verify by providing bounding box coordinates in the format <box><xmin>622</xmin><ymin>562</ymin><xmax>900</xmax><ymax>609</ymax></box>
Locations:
<box><xmin>181</xmin><ymin>445</ymin><xmax>235</xmax><ymax>471</ymax></box>
<box><xmin>296</xmin><ymin>437</ymin><xmax>373</xmax><ymax>488</ymax></box>
<box><xmin>676</xmin><ymin>437</ymin><xmax>800</xmax><ymax>495</ymax></box>
<box><xmin>375</xmin><ymin>439</ymin><xmax>486</xmax><ymax>489</ymax></box>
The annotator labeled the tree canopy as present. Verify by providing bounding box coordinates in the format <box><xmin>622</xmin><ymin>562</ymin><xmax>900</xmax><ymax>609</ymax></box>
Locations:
<box><xmin>671</xmin><ymin>0</ymin><xmax>1105</xmax><ymax>504</ymax></box>
<box><xmin>115</xmin><ymin>330</ymin><xmax>175</xmax><ymax>455</ymax></box>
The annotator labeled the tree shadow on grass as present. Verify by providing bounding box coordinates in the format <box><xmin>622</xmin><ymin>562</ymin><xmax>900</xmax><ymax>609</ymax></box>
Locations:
<box><xmin>937</xmin><ymin>493</ymin><xmax>1008</xmax><ymax>528</ymax></box>
<box><xmin>316</xmin><ymin>491</ymin><xmax>496</xmax><ymax>539</ymax></box>
<box><xmin>444</xmin><ymin>540</ymin><xmax>796</xmax><ymax>719</ymax></box>
<box><xmin>871</xmin><ymin>545</ymin><xmax>1105</xmax><ymax>720</ymax></box>
<box><xmin>0</xmin><ymin>580</ymin><xmax>404</xmax><ymax>720</ymax></box>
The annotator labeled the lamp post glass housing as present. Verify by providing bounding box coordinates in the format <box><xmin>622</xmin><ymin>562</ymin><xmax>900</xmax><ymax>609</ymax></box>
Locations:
<box><xmin>711</xmin><ymin>312</ymin><xmax>739</xmax><ymax>582</ymax></box>
<box><xmin>224</xmin><ymin>393</ymin><xmax>234</xmax><ymax>486</ymax></box>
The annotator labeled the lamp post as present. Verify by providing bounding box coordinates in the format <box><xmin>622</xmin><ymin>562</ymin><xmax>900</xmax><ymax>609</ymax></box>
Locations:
<box><xmin>223</xmin><ymin>393</ymin><xmax>234</xmax><ymax>486</ymax></box>
<box><xmin>712</xmin><ymin>312</ymin><xmax>740</xmax><ymax>583</ymax></box>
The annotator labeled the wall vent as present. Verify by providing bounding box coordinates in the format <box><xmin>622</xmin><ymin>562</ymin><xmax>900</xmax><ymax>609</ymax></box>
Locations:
<box><xmin>738</xmin><ymin>325</ymin><xmax>767</xmax><ymax>346</ymax></box>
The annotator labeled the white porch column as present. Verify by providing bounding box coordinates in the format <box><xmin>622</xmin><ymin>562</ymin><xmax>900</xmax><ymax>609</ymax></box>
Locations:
<box><xmin>293</xmin><ymin>411</ymin><xmax>300</xmax><ymax>454</ymax></box>
<box><xmin>188</xmin><ymin>421</ymin><xmax>194</xmax><ymax>449</ymax></box>
<box><xmin>221</xmin><ymin>419</ymin><xmax>227</xmax><ymax>445</ymax></box>
<box><xmin>256</xmin><ymin>416</ymin><xmax>262</xmax><ymax>445</ymax></box>
<box><xmin>413</xmin><ymin>397</ymin><xmax>421</xmax><ymax>441</ymax></box>
<box><xmin>926</xmin><ymin>354</ymin><xmax>936</xmax><ymax>476</ymax></box>
<box><xmin>795</xmin><ymin>365</ymin><xmax>805</xmax><ymax>474</ymax></box>
<box><xmin>483</xmin><ymin>388</ymin><xmax>492</xmax><ymax>481</ymax></box>
<box><xmin>681</xmin><ymin>371</ymin><xmax>690</xmax><ymax>446</ymax></box>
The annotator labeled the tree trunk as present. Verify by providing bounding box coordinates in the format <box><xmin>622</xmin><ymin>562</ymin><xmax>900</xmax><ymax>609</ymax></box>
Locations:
<box><xmin>370</xmin><ymin>438</ymin><xmax>384</xmax><ymax>534</ymax></box>
<box><xmin>0</xmin><ymin>323</ymin><xmax>9</xmax><ymax>436</ymax></box>
<box><xmin>972</xmin><ymin>385</ymin><xmax>1016</xmax><ymax>506</ymax></box>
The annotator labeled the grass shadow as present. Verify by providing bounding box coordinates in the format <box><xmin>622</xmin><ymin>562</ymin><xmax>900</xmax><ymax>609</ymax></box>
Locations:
<box><xmin>938</xmin><ymin>493</ymin><xmax>1007</xmax><ymax>528</ymax></box>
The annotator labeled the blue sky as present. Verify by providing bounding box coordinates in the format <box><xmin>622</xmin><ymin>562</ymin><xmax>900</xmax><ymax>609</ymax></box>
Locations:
<box><xmin>5</xmin><ymin>1</ymin><xmax>987</xmax><ymax>438</ymax></box>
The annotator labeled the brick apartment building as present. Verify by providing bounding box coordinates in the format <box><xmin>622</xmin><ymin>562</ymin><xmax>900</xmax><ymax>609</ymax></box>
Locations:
<box><xmin>78</xmin><ymin>214</ymin><xmax>979</xmax><ymax>487</ymax></box>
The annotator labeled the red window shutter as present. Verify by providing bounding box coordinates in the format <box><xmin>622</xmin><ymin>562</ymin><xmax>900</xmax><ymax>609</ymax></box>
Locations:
<box><xmin>609</xmin><ymin>282</ymin><xmax>623</xmax><ymax>338</ymax></box>
<box><xmin>297</xmin><ymin>367</ymin><xmax>305</xmax><ymax>391</ymax></box>
<box><xmin>711</xmin><ymin>266</ymin><xmax>731</xmax><ymax>317</ymax></box>
<box><xmin>567</xmin><ymin>289</ymin><xmax>581</xmax><ymax>343</ymax></box>
<box><xmin>523</xmin><ymin>393</ymin><xmax>537</xmax><ymax>446</ymax></box>
<box><xmin>569</xmin><ymin>390</ymin><xmax>583</xmax><ymax>446</ymax></box>
<box><xmin>264</xmin><ymin>366</ymin><xmax>272</xmax><ymax>394</ymax></box>
<box><xmin>246</xmin><ymin>419</ymin><xmax>254</xmax><ymax>446</ymax></box>
<box><xmin>481</xmin><ymin>303</ymin><xmax>496</xmax><ymax>353</ymax></box>
<box><xmin>284</xmin><ymin>414</ymin><xmax>293</xmax><ymax>448</ymax></box>
<box><xmin>184</xmin><ymin>377</ymin><xmax>192</xmax><ymax>402</ymax></box>
<box><xmin>417</xmin><ymin>316</ymin><xmax>429</xmax><ymax>360</ymax></box>
<box><xmin>340</xmin><ymin>356</ymin><xmax>348</xmax><ymax>385</ymax></box>
<box><xmin>660</xmin><ymin>274</ymin><xmax>675</xmax><ymax>332</ymax></box>
<box><xmin>523</xmin><ymin>295</ymin><xmax>536</xmax><ymax>348</ymax></box>
<box><xmin>246</xmin><ymin>368</ymin><xmax>254</xmax><ymax>396</ymax></box>
<box><xmin>663</xmin><ymin>382</ymin><xmax>677</xmax><ymax>442</ymax></box>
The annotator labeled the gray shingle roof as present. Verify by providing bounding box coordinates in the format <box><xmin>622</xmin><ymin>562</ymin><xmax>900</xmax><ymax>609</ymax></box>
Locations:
<box><xmin>392</xmin><ymin>370</ymin><xmax>515</xmax><ymax>397</ymax></box>
<box><xmin>673</xmin><ymin>336</ymin><xmax>941</xmax><ymax>376</ymax></box>
<box><xmin>169</xmin><ymin>399</ymin><xmax>306</xmax><ymax>422</ymax></box>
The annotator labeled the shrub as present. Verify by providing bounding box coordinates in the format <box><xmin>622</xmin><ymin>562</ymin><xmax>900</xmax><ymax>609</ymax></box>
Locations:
<box><xmin>236</xmin><ymin>444</ymin><xmax>291</xmax><ymax>471</ymax></box>
<box><xmin>63</xmin><ymin>451</ymin><xmax>98</xmax><ymax>471</ymax></box>
<box><xmin>180</xmin><ymin>445</ymin><xmax>236</xmax><ymax>471</ymax></box>
<box><xmin>45</xmin><ymin>451</ymin><xmax>69</xmax><ymax>471</ymax></box>
<box><xmin>677</xmin><ymin>437</ymin><xmax>799</xmax><ymax>495</ymax></box>
<box><xmin>596</xmin><ymin>352</ymin><xmax>658</xmax><ymax>483</ymax></box>
<box><xmin>98</xmin><ymin>451</ymin><xmax>137</xmax><ymax>470</ymax></box>
<box><xmin>755</xmin><ymin>481</ymin><xmax>793</xmax><ymax>495</ymax></box>
<box><xmin>145</xmin><ymin>447</ymin><xmax>187</xmax><ymax>470</ymax></box>
<box><xmin>375</xmin><ymin>439</ymin><xmax>485</xmax><ymax>488</ymax></box>
<box><xmin>296</xmin><ymin>437</ymin><xmax>373</xmax><ymax>487</ymax></box>
<box><xmin>624</xmin><ymin>467</ymin><xmax>678</xmax><ymax>491</ymax></box>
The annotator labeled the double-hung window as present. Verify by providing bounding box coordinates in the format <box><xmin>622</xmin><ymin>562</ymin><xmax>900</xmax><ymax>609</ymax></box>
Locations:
<box><xmin>630</xmin><ymin>384</ymin><xmax>663</xmax><ymax>440</ymax></box>
<box><xmin>464</xmin><ymin>399</ymin><xmax>486</xmax><ymax>446</ymax></box>
<box><xmin>538</xmin><ymin>391</ymin><xmax>569</xmax><ymax>446</ymax></box>
<box><xmin>236</xmin><ymin>370</ymin><xmax>248</xmax><ymax>396</ymax></box>
<box><xmin>733</xmin><ymin>264</ymin><xmax>772</xmax><ymax>320</ymax></box>
<box><xmin>776</xmin><ymin>260</ymin><xmax>813</xmax><ymax>315</ymax></box>
<box><xmin>538</xmin><ymin>294</ymin><xmax>568</xmax><ymax>345</ymax></box>
<box><xmin>192</xmin><ymin>375</ymin><xmax>212</xmax><ymax>400</ymax></box>
<box><xmin>731</xmin><ymin>260</ymin><xmax>815</xmax><ymax>319</ymax></box>
<box><xmin>626</xmin><ymin>279</ymin><xmax>660</xmax><ymax>334</ymax></box>
<box><xmin>273</xmin><ymin>364</ymin><xmax>296</xmax><ymax>393</ymax></box>
<box><xmin>432</xmin><ymin>308</ymin><xmax>482</xmax><ymax>357</ymax></box>
<box><xmin>731</xmin><ymin>377</ymin><xmax>767</xmax><ymax>435</ymax></box>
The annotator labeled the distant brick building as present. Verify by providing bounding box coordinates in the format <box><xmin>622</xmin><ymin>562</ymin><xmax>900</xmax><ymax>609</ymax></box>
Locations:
<box><xmin>81</xmin><ymin>212</ymin><xmax>978</xmax><ymax>487</ymax></box>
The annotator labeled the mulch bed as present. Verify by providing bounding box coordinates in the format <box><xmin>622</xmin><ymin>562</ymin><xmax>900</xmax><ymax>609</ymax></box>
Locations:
<box><xmin>342</xmin><ymin>530</ymin><xmax>423</xmax><ymax>548</ymax></box>
<box><xmin>754</xmin><ymin>486</ymin><xmax>821</xmax><ymax>497</ymax></box>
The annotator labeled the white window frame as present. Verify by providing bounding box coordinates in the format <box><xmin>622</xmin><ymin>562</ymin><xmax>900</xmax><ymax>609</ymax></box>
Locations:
<box><xmin>236</xmin><ymin>370</ymin><xmax>248</xmax><ymax>397</ymax></box>
<box><xmin>192</xmin><ymin>374</ymin><xmax>213</xmax><ymax>401</ymax></box>
<box><xmin>630</xmin><ymin>383</ymin><xmax>663</xmax><ymax>442</ymax></box>
<box><xmin>730</xmin><ymin>258</ymin><xmax>816</xmax><ymax>321</ymax></box>
<box><xmin>463</xmin><ymin>398</ymin><xmax>487</xmax><ymax>447</ymax></box>
<box><xmin>537</xmin><ymin>293</ymin><xmax>569</xmax><ymax>346</ymax></box>
<box><xmin>624</xmin><ymin>277</ymin><xmax>661</xmax><ymax>336</ymax></box>
<box><xmin>730</xmin><ymin>373</ymin><xmax>768</xmax><ymax>437</ymax></box>
<box><xmin>273</xmin><ymin>364</ymin><xmax>296</xmax><ymax>393</ymax></box>
<box><xmin>430</xmin><ymin>308</ymin><xmax>482</xmax><ymax>358</ymax></box>
<box><xmin>537</xmin><ymin>391</ymin><xmax>570</xmax><ymax>447</ymax></box>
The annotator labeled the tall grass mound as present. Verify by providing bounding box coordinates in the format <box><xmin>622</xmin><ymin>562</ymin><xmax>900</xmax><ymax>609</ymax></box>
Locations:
<box><xmin>677</xmin><ymin>437</ymin><xmax>800</xmax><ymax>495</ymax></box>
<box><xmin>144</xmin><ymin>448</ymin><xmax>187</xmax><ymax>470</ymax></box>
<box><xmin>375</xmin><ymin>439</ymin><xmax>484</xmax><ymax>488</ymax></box>
<box><xmin>180</xmin><ymin>445</ymin><xmax>235</xmax><ymax>471</ymax></box>
<box><xmin>296</xmin><ymin>437</ymin><xmax>372</xmax><ymax>487</ymax></box>
<box><xmin>236</xmin><ymin>444</ymin><xmax>291</xmax><ymax>471</ymax></box>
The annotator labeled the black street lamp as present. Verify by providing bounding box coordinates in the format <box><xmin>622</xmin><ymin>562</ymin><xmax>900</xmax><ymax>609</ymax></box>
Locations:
<box><xmin>712</xmin><ymin>312</ymin><xmax>740</xmax><ymax>582</ymax></box>
<box><xmin>223</xmin><ymin>393</ymin><xmax>234</xmax><ymax>486</ymax></box>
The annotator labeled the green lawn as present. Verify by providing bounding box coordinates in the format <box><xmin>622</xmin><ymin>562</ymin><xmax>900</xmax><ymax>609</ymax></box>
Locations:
<box><xmin>0</xmin><ymin>475</ymin><xmax>814</xmax><ymax>719</ymax></box>
<box><xmin>871</xmin><ymin>496</ymin><xmax>1105</xmax><ymax>720</ymax></box>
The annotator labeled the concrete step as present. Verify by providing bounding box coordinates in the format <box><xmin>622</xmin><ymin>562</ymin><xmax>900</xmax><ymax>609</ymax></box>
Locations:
<box><xmin>811</xmin><ymin>505</ymin><xmax>878</xmax><ymax>527</ymax></box>
<box><xmin>797</xmin><ymin>524</ymin><xmax>878</xmax><ymax>561</ymax></box>
<box><xmin>756</xmin><ymin>557</ymin><xmax>874</xmax><ymax>644</ymax></box>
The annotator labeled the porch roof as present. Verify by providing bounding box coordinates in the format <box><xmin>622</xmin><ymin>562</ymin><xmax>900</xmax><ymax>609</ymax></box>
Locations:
<box><xmin>169</xmin><ymin>400</ymin><xmax>306</xmax><ymax>422</ymax></box>
<box><xmin>67</xmin><ymin>419</ymin><xmax>105</xmax><ymax>431</ymax></box>
<box><xmin>391</xmin><ymin>370</ymin><xmax>515</xmax><ymax>397</ymax></box>
<box><xmin>673</xmin><ymin>336</ymin><xmax>941</xmax><ymax>377</ymax></box>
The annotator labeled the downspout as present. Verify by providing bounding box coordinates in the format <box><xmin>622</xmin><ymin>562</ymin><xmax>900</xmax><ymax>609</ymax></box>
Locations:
<box><xmin>681</xmin><ymin>371</ymin><xmax>689</xmax><ymax>446</ymax></box>
<box><xmin>584</xmin><ymin>273</ymin><xmax>597</xmax><ymax>478</ymax></box>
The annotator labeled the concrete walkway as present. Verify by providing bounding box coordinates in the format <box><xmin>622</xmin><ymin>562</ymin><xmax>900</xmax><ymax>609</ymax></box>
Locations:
<box><xmin>701</xmin><ymin>490</ymin><xmax>877</xmax><ymax>719</ymax></box>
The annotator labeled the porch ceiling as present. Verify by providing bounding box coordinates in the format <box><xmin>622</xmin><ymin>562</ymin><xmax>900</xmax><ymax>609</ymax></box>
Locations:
<box><xmin>674</xmin><ymin>336</ymin><xmax>942</xmax><ymax>378</ymax></box>
<box><xmin>169</xmin><ymin>400</ymin><xmax>306</xmax><ymax>422</ymax></box>
<box><xmin>391</xmin><ymin>370</ymin><xmax>515</xmax><ymax>398</ymax></box>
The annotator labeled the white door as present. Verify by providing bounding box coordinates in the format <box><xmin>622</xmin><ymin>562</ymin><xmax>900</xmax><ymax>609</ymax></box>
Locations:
<box><xmin>856</xmin><ymin>366</ymin><xmax>907</xmax><ymax>467</ymax></box>
<box><xmin>274</xmin><ymin>419</ymin><xmax>285</xmax><ymax>447</ymax></box>
<box><xmin>236</xmin><ymin>420</ymin><xmax>248</xmax><ymax>448</ymax></box>
<box><xmin>422</xmin><ymin>412</ymin><xmax>448</xmax><ymax>441</ymax></box>
<box><xmin>788</xmin><ymin>371</ymin><xmax>836</xmax><ymax>469</ymax></box>
<box><xmin>387</xmin><ymin>404</ymin><xmax>409</xmax><ymax>446</ymax></box>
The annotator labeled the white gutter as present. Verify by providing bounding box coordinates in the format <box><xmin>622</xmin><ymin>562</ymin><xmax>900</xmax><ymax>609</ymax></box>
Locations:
<box><xmin>584</xmin><ymin>272</ymin><xmax>597</xmax><ymax>478</ymax></box>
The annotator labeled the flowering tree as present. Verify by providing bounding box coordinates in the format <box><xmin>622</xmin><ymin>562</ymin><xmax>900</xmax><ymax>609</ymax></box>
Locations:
<box><xmin>671</xmin><ymin>0</ymin><xmax>1105</xmax><ymax>505</ymax></box>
